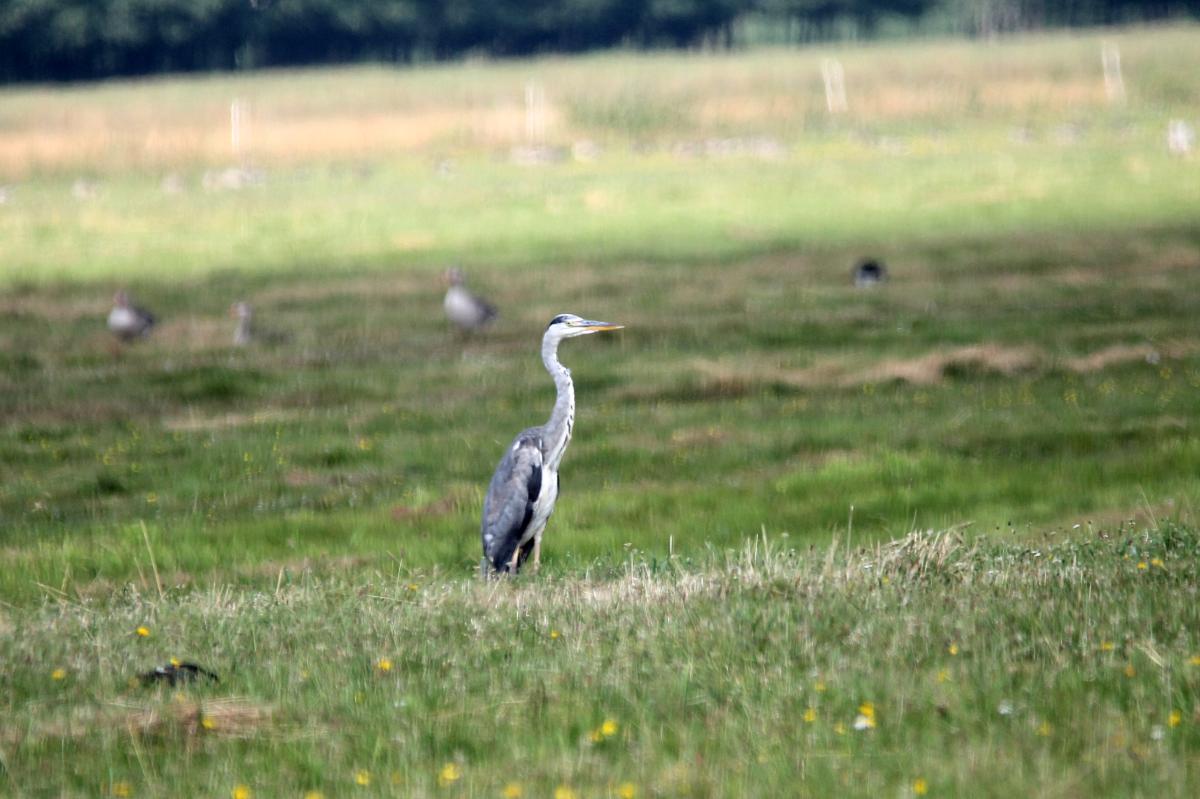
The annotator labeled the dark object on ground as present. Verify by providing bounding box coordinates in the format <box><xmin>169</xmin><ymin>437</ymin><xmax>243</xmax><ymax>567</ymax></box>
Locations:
<box><xmin>139</xmin><ymin>661</ymin><xmax>220</xmax><ymax>686</ymax></box>
<box><xmin>853</xmin><ymin>259</ymin><xmax>888</xmax><ymax>288</ymax></box>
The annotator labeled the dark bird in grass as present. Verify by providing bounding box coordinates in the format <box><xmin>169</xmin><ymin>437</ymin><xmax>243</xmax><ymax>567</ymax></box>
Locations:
<box><xmin>853</xmin><ymin>258</ymin><xmax>888</xmax><ymax>288</ymax></box>
<box><xmin>107</xmin><ymin>290</ymin><xmax>156</xmax><ymax>342</ymax></box>
<box><xmin>481</xmin><ymin>314</ymin><xmax>623</xmax><ymax>576</ymax></box>
<box><xmin>443</xmin><ymin>267</ymin><xmax>498</xmax><ymax>333</ymax></box>
<box><xmin>139</xmin><ymin>660</ymin><xmax>220</xmax><ymax>687</ymax></box>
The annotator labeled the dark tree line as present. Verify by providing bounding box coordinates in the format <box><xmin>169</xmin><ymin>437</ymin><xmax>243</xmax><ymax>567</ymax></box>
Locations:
<box><xmin>1</xmin><ymin>0</ymin><xmax>1197</xmax><ymax>82</ymax></box>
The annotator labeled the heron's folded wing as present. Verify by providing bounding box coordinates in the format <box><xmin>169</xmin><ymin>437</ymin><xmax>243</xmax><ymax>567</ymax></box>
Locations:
<box><xmin>482</xmin><ymin>436</ymin><xmax>543</xmax><ymax>566</ymax></box>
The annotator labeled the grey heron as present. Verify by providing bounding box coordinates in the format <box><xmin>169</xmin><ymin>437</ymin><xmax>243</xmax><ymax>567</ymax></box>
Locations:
<box><xmin>443</xmin><ymin>268</ymin><xmax>498</xmax><ymax>332</ymax></box>
<box><xmin>107</xmin><ymin>290</ymin><xmax>156</xmax><ymax>342</ymax></box>
<box><xmin>481</xmin><ymin>313</ymin><xmax>623</xmax><ymax>575</ymax></box>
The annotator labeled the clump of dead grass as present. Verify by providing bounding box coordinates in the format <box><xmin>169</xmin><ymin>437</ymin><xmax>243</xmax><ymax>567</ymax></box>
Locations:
<box><xmin>121</xmin><ymin>696</ymin><xmax>272</xmax><ymax>740</ymax></box>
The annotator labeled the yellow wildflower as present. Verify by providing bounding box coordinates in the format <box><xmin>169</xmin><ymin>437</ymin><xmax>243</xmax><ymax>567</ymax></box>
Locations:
<box><xmin>834</xmin><ymin>722</ymin><xmax>846</xmax><ymax>735</ymax></box>
<box><xmin>854</xmin><ymin>702</ymin><xmax>877</xmax><ymax>730</ymax></box>
<box><xmin>1124</xmin><ymin>664</ymin><xmax>1136</xmax><ymax>678</ymax></box>
<box><xmin>590</xmin><ymin>728</ymin><xmax>605</xmax><ymax>743</ymax></box>
<box><xmin>111</xmin><ymin>781</ymin><xmax>133</xmax><ymax>798</ymax></box>
<box><xmin>170</xmin><ymin>657</ymin><xmax>181</xmax><ymax>667</ymax></box>
<box><xmin>51</xmin><ymin>668</ymin><xmax>67</xmax><ymax>681</ymax></box>
<box><xmin>936</xmin><ymin>669</ymin><xmax>950</xmax><ymax>684</ymax></box>
<box><xmin>304</xmin><ymin>792</ymin><xmax>324</xmax><ymax>799</ymax></box>
<box><xmin>550</xmin><ymin>630</ymin><xmax>561</xmax><ymax>640</ymax></box>
<box><xmin>201</xmin><ymin>716</ymin><xmax>216</xmax><ymax>731</ymax></box>
<box><xmin>437</xmin><ymin>763</ymin><xmax>460</xmax><ymax>787</ymax></box>
<box><xmin>617</xmin><ymin>783</ymin><xmax>637</xmax><ymax>799</ymax></box>
<box><xmin>1037</xmin><ymin>721</ymin><xmax>1052</xmax><ymax>737</ymax></box>
<box><xmin>377</xmin><ymin>658</ymin><xmax>393</xmax><ymax>672</ymax></box>
<box><xmin>135</xmin><ymin>626</ymin><xmax>151</xmax><ymax>638</ymax></box>
<box><xmin>502</xmin><ymin>783</ymin><xmax>523</xmax><ymax>799</ymax></box>
<box><xmin>1169</xmin><ymin>710</ymin><xmax>1182</xmax><ymax>728</ymax></box>
<box><xmin>1137</xmin><ymin>561</ymin><xmax>1148</xmax><ymax>571</ymax></box>
<box><xmin>232</xmin><ymin>786</ymin><xmax>252</xmax><ymax>799</ymax></box>
<box><xmin>601</xmin><ymin>719</ymin><xmax>619</xmax><ymax>737</ymax></box>
<box><xmin>355</xmin><ymin>770</ymin><xmax>371</xmax><ymax>787</ymax></box>
<box><xmin>554</xmin><ymin>787</ymin><xmax>577</xmax><ymax>799</ymax></box>
<box><xmin>947</xmin><ymin>643</ymin><xmax>959</xmax><ymax>656</ymax></box>
<box><xmin>803</xmin><ymin>707</ymin><xmax>817</xmax><ymax>723</ymax></box>
<box><xmin>1099</xmin><ymin>641</ymin><xmax>1114</xmax><ymax>652</ymax></box>
<box><xmin>1151</xmin><ymin>557</ymin><xmax>1164</xmax><ymax>568</ymax></box>
<box><xmin>913</xmin><ymin>777</ymin><xmax>928</xmax><ymax>796</ymax></box>
<box><xmin>1191</xmin><ymin>655</ymin><xmax>1200</xmax><ymax>666</ymax></box>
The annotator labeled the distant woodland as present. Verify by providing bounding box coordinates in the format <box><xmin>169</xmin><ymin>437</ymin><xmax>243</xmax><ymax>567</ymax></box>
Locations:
<box><xmin>2</xmin><ymin>0</ymin><xmax>1198</xmax><ymax>82</ymax></box>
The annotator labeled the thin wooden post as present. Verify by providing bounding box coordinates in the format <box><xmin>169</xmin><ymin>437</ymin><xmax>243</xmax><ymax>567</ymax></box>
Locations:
<box><xmin>1101</xmin><ymin>42</ymin><xmax>1125</xmax><ymax>104</ymax></box>
<box><xmin>524</xmin><ymin>81</ymin><xmax>546</xmax><ymax>143</ymax></box>
<box><xmin>821</xmin><ymin>58</ymin><xmax>847</xmax><ymax>114</ymax></box>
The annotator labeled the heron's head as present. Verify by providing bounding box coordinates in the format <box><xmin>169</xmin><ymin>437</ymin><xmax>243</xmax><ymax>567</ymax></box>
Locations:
<box><xmin>443</xmin><ymin>267</ymin><xmax>466</xmax><ymax>287</ymax></box>
<box><xmin>113</xmin><ymin>290</ymin><xmax>130</xmax><ymax>307</ymax></box>
<box><xmin>544</xmin><ymin>313</ymin><xmax>624</xmax><ymax>340</ymax></box>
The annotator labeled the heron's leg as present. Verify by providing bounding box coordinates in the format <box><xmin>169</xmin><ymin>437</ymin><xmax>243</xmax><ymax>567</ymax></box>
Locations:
<box><xmin>532</xmin><ymin>536</ymin><xmax>542</xmax><ymax>573</ymax></box>
<box><xmin>507</xmin><ymin>547</ymin><xmax>521</xmax><ymax>574</ymax></box>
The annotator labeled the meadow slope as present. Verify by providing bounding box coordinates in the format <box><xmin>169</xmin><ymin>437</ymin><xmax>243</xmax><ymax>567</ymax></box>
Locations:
<box><xmin>2</xmin><ymin>528</ymin><xmax>1199</xmax><ymax>797</ymax></box>
<box><xmin>2</xmin><ymin>24</ymin><xmax>1200</xmax><ymax>797</ymax></box>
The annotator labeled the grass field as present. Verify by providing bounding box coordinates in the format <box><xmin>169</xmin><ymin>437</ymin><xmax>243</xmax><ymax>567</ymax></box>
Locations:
<box><xmin>2</xmin><ymin>23</ymin><xmax>1200</xmax><ymax>797</ymax></box>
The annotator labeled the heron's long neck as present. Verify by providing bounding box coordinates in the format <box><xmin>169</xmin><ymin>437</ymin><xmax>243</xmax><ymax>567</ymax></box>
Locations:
<box><xmin>541</xmin><ymin>334</ymin><xmax>575</xmax><ymax>469</ymax></box>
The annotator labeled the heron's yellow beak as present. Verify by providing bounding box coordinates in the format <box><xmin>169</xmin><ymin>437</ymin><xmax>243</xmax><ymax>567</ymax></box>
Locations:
<box><xmin>584</xmin><ymin>323</ymin><xmax>624</xmax><ymax>332</ymax></box>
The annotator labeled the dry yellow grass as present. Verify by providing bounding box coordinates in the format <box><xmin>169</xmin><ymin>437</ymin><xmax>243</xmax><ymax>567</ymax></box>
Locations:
<box><xmin>1</xmin><ymin>25</ymin><xmax>1197</xmax><ymax>178</ymax></box>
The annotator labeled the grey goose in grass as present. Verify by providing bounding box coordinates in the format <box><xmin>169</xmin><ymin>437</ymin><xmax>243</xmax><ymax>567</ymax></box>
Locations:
<box><xmin>230</xmin><ymin>301</ymin><xmax>288</xmax><ymax>346</ymax></box>
<box><xmin>107</xmin><ymin>290</ymin><xmax>156</xmax><ymax>342</ymax></box>
<box><xmin>481</xmin><ymin>314</ymin><xmax>623</xmax><ymax>576</ymax></box>
<box><xmin>231</xmin><ymin>301</ymin><xmax>254</xmax><ymax>346</ymax></box>
<box><xmin>443</xmin><ymin>267</ymin><xmax>498</xmax><ymax>332</ymax></box>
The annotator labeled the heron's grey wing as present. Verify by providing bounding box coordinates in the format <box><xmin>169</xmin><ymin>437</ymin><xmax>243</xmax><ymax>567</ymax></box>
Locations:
<box><xmin>481</xmin><ymin>434</ymin><xmax>543</xmax><ymax>572</ymax></box>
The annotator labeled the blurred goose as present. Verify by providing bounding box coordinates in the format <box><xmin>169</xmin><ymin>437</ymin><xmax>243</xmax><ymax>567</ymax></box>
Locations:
<box><xmin>230</xmin><ymin>301</ymin><xmax>287</xmax><ymax>346</ymax></box>
<box><xmin>107</xmin><ymin>290</ymin><xmax>156</xmax><ymax>341</ymax></box>
<box><xmin>230</xmin><ymin>301</ymin><xmax>254</xmax><ymax>346</ymax></box>
<box><xmin>443</xmin><ymin>267</ymin><xmax>498</xmax><ymax>332</ymax></box>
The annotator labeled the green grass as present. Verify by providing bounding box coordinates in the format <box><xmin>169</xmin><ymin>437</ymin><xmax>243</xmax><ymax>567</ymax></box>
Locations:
<box><xmin>2</xmin><ymin>23</ymin><xmax>1200</xmax><ymax>797</ymax></box>
<box><xmin>2</xmin><ymin>228</ymin><xmax>1198</xmax><ymax>602</ymax></box>
<box><xmin>3</xmin><ymin>528</ymin><xmax>1199</xmax><ymax>797</ymax></box>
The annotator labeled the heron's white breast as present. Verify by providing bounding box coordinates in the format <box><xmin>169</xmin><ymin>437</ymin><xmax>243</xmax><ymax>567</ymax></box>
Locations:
<box><xmin>523</xmin><ymin>465</ymin><xmax>559</xmax><ymax>544</ymax></box>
